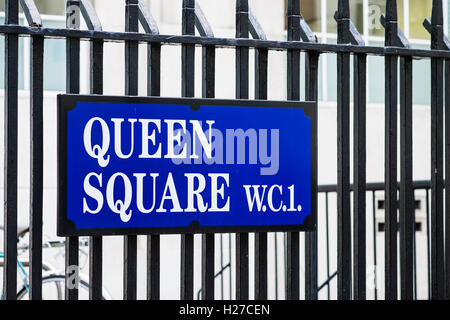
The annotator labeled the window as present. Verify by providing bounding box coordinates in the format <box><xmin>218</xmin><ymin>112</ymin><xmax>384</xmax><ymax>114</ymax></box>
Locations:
<box><xmin>0</xmin><ymin>0</ymin><xmax>66</xmax><ymax>91</ymax></box>
<box><xmin>284</xmin><ymin>0</ymin><xmax>444</xmax><ymax>105</ymax></box>
<box><xmin>300</xmin><ymin>0</ymin><xmax>320</xmax><ymax>33</ymax></box>
<box><xmin>289</xmin><ymin>0</ymin><xmax>439</xmax><ymax>42</ymax></box>
<box><xmin>0</xmin><ymin>0</ymin><xmax>65</xmax><ymax>16</ymax></box>
<box><xmin>368</xmin><ymin>0</ymin><xmax>404</xmax><ymax>37</ymax></box>
<box><xmin>409</xmin><ymin>0</ymin><xmax>432</xmax><ymax>39</ymax></box>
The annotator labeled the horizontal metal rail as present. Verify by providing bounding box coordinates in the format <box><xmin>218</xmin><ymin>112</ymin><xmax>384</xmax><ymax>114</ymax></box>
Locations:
<box><xmin>318</xmin><ymin>180</ymin><xmax>433</xmax><ymax>193</ymax></box>
<box><xmin>0</xmin><ymin>24</ymin><xmax>450</xmax><ymax>59</ymax></box>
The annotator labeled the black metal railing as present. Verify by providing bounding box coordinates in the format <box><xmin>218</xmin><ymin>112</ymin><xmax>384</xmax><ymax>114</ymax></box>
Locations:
<box><xmin>316</xmin><ymin>181</ymin><xmax>434</xmax><ymax>300</ymax></box>
<box><xmin>198</xmin><ymin>181</ymin><xmax>436</xmax><ymax>300</ymax></box>
<box><xmin>1</xmin><ymin>0</ymin><xmax>450</xmax><ymax>300</ymax></box>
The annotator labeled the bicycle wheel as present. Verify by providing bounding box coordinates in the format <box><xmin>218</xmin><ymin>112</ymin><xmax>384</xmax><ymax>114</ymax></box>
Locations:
<box><xmin>16</xmin><ymin>274</ymin><xmax>105</xmax><ymax>300</ymax></box>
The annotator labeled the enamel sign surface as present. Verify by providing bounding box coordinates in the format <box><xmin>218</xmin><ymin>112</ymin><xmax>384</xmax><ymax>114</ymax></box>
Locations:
<box><xmin>57</xmin><ymin>95</ymin><xmax>316</xmax><ymax>236</ymax></box>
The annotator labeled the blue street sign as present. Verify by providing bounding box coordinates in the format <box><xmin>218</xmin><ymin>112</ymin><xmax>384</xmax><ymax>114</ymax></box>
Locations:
<box><xmin>57</xmin><ymin>95</ymin><xmax>316</xmax><ymax>236</ymax></box>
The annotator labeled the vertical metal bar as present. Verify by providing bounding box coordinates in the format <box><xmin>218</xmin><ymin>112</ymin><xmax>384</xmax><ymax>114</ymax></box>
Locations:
<box><xmin>413</xmin><ymin>215</ymin><xmax>418</xmax><ymax>300</ymax></box>
<box><xmin>236</xmin><ymin>0</ymin><xmax>249</xmax><ymax>100</ymax></box>
<box><xmin>3</xmin><ymin>0</ymin><xmax>19</xmax><ymax>301</ymax></box>
<box><xmin>123</xmin><ymin>235</ymin><xmax>137</xmax><ymax>300</ymax></box>
<box><xmin>353</xmin><ymin>52</ymin><xmax>367</xmax><ymax>300</ymax></box>
<box><xmin>430</xmin><ymin>55</ymin><xmax>445</xmax><ymax>300</ymax></box>
<box><xmin>29</xmin><ymin>34</ymin><xmax>44</xmax><ymax>300</ymax></box>
<box><xmin>445</xmin><ymin>58</ymin><xmax>450</xmax><ymax>300</ymax></box>
<box><xmin>65</xmin><ymin>0</ymin><xmax>80</xmax><ymax>300</ymax></box>
<box><xmin>202</xmin><ymin>45</ymin><xmax>215</xmax><ymax>99</ymax></box>
<box><xmin>430</xmin><ymin>0</ymin><xmax>445</xmax><ymax>299</ymax></box>
<box><xmin>254</xmin><ymin>232</ymin><xmax>267</xmax><ymax>299</ymax></box>
<box><xmin>182</xmin><ymin>0</ymin><xmax>195</xmax><ymax>98</ymax></box>
<box><xmin>336</xmin><ymin>0</ymin><xmax>351</xmax><ymax>300</ymax></box>
<box><xmin>180</xmin><ymin>0</ymin><xmax>195</xmax><ymax>301</ymax></box>
<box><xmin>372</xmin><ymin>191</ymin><xmax>378</xmax><ymax>300</ymax></box>
<box><xmin>65</xmin><ymin>238</ymin><xmax>79</xmax><ymax>300</ymax></box>
<box><xmin>147</xmin><ymin>43</ymin><xmax>161</xmax><ymax>97</ymax></box>
<box><xmin>89</xmin><ymin>38</ymin><xmax>104</xmax><ymax>300</ymax></box>
<box><xmin>325</xmin><ymin>192</ymin><xmax>330</xmax><ymax>300</ymax></box>
<box><xmin>274</xmin><ymin>233</ymin><xmax>279</xmax><ymax>300</ymax></box>
<box><xmin>235</xmin><ymin>0</ymin><xmax>249</xmax><ymax>300</ymax></box>
<box><xmin>286</xmin><ymin>232</ymin><xmax>299</xmax><ymax>300</ymax></box>
<box><xmin>286</xmin><ymin>0</ymin><xmax>300</xmax><ymax>101</ymax></box>
<box><xmin>426</xmin><ymin>188</ymin><xmax>431</xmax><ymax>298</ymax></box>
<box><xmin>202</xmin><ymin>234</ymin><xmax>215</xmax><ymax>300</ymax></box>
<box><xmin>201</xmin><ymin>31</ymin><xmax>216</xmax><ymax>299</ymax></box>
<box><xmin>384</xmin><ymin>0</ymin><xmax>399</xmax><ymax>301</ymax></box>
<box><xmin>125</xmin><ymin>0</ymin><xmax>139</xmax><ymax>96</ymax></box>
<box><xmin>90</xmin><ymin>39</ymin><xmax>103</xmax><ymax>95</ymax></box>
<box><xmin>254</xmin><ymin>44</ymin><xmax>268</xmax><ymax>300</ymax></box>
<box><xmin>124</xmin><ymin>0</ymin><xmax>139</xmax><ymax>300</ymax></box>
<box><xmin>305</xmin><ymin>51</ymin><xmax>319</xmax><ymax>300</ymax></box>
<box><xmin>254</xmin><ymin>48</ymin><xmax>268</xmax><ymax>100</ymax></box>
<box><xmin>147</xmin><ymin>43</ymin><xmax>161</xmax><ymax>301</ymax></box>
<box><xmin>147</xmin><ymin>235</ymin><xmax>160</xmax><ymax>300</ymax></box>
<box><xmin>235</xmin><ymin>233</ymin><xmax>249</xmax><ymax>300</ymax></box>
<box><xmin>181</xmin><ymin>233</ymin><xmax>194</xmax><ymax>300</ymax></box>
<box><xmin>283</xmin><ymin>232</ymin><xmax>287</xmax><ymax>296</ymax></box>
<box><xmin>228</xmin><ymin>233</ymin><xmax>232</xmax><ymax>299</ymax></box>
<box><xmin>399</xmin><ymin>55</ymin><xmax>414</xmax><ymax>300</ymax></box>
<box><xmin>220</xmin><ymin>234</ymin><xmax>224</xmax><ymax>300</ymax></box>
<box><xmin>285</xmin><ymin>0</ymin><xmax>300</xmax><ymax>300</ymax></box>
<box><xmin>89</xmin><ymin>238</ymin><xmax>102</xmax><ymax>300</ymax></box>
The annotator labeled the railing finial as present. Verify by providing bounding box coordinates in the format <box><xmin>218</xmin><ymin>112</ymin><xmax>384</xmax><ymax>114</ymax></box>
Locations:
<box><xmin>337</xmin><ymin>0</ymin><xmax>350</xmax><ymax>19</ymax></box>
<box><xmin>334</xmin><ymin>11</ymin><xmax>364</xmax><ymax>46</ymax></box>
<box><xmin>431</xmin><ymin>0</ymin><xmax>443</xmax><ymax>26</ymax></box>
<box><xmin>336</xmin><ymin>0</ymin><xmax>351</xmax><ymax>44</ymax></box>
<box><xmin>236</xmin><ymin>0</ymin><xmax>249</xmax><ymax>13</ymax></box>
<box><xmin>287</xmin><ymin>0</ymin><xmax>299</xmax><ymax>16</ymax></box>
<box><xmin>384</xmin><ymin>0</ymin><xmax>398</xmax><ymax>46</ymax></box>
<box><xmin>182</xmin><ymin>0</ymin><xmax>195</xmax><ymax>36</ymax></box>
<box><xmin>287</xmin><ymin>0</ymin><xmax>300</xmax><ymax>41</ymax></box>
<box><xmin>423</xmin><ymin>17</ymin><xmax>450</xmax><ymax>49</ymax></box>
<box><xmin>380</xmin><ymin>14</ymin><xmax>410</xmax><ymax>48</ymax></box>
<box><xmin>424</xmin><ymin>0</ymin><xmax>446</xmax><ymax>50</ymax></box>
<box><xmin>385</xmin><ymin>0</ymin><xmax>398</xmax><ymax>22</ymax></box>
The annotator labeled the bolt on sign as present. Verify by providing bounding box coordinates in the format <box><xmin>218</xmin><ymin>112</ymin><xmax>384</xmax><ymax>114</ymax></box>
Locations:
<box><xmin>57</xmin><ymin>95</ymin><xmax>317</xmax><ymax>236</ymax></box>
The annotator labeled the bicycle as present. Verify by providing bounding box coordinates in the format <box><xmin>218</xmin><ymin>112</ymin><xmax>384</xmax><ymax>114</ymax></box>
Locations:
<box><xmin>0</xmin><ymin>226</ymin><xmax>112</xmax><ymax>300</ymax></box>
